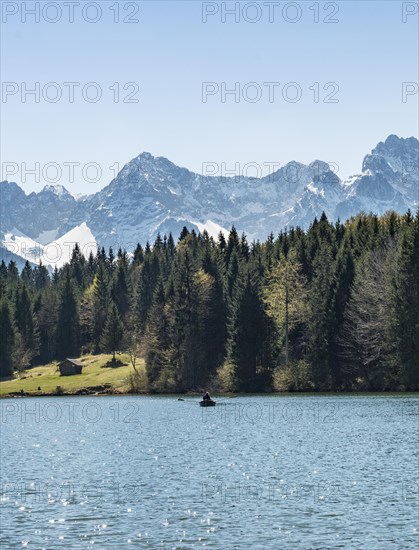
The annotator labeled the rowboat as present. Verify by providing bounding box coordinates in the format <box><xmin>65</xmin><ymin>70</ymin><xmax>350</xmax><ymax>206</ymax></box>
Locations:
<box><xmin>199</xmin><ymin>400</ymin><xmax>216</xmax><ymax>407</ymax></box>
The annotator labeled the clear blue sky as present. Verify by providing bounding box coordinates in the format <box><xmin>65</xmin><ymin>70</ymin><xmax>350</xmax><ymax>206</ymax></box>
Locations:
<box><xmin>1</xmin><ymin>0</ymin><xmax>418</xmax><ymax>194</ymax></box>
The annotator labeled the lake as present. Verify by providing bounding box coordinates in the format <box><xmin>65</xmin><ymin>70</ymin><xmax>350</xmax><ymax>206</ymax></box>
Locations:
<box><xmin>1</xmin><ymin>395</ymin><xmax>418</xmax><ymax>549</ymax></box>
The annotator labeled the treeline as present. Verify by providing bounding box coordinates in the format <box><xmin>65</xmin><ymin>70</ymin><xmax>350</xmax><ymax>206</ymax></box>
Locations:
<box><xmin>0</xmin><ymin>211</ymin><xmax>418</xmax><ymax>392</ymax></box>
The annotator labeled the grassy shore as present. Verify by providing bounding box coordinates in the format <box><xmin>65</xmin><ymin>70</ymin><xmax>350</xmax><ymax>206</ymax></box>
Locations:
<box><xmin>0</xmin><ymin>354</ymin><xmax>145</xmax><ymax>397</ymax></box>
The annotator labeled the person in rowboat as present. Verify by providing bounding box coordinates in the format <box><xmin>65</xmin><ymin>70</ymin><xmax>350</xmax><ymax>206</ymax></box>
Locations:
<box><xmin>203</xmin><ymin>392</ymin><xmax>212</xmax><ymax>401</ymax></box>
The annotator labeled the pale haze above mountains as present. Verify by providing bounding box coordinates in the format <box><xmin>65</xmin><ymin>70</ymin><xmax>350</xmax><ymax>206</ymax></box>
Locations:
<box><xmin>1</xmin><ymin>135</ymin><xmax>418</xmax><ymax>269</ymax></box>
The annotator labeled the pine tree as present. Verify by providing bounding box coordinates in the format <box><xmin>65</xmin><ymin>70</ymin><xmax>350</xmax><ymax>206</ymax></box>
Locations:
<box><xmin>226</xmin><ymin>250</ymin><xmax>240</xmax><ymax>301</ymax></box>
<box><xmin>7</xmin><ymin>261</ymin><xmax>19</xmax><ymax>284</ymax></box>
<box><xmin>87</xmin><ymin>251</ymin><xmax>95</xmax><ymax>278</ymax></box>
<box><xmin>133</xmin><ymin>243</ymin><xmax>144</xmax><ymax>265</ymax></box>
<box><xmin>70</xmin><ymin>244</ymin><xmax>85</xmax><ymax>288</ymax></box>
<box><xmin>14</xmin><ymin>285</ymin><xmax>40</xmax><ymax>364</ymax></box>
<box><xmin>218</xmin><ymin>231</ymin><xmax>227</xmax><ymax>252</ymax></box>
<box><xmin>108</xmin><ymin>247</ymin><xmax>115</xmax><ymax>272</ymax></box>
<box><xmin>21</xmin><ymin>261</ymin><xmax>34</xmax><ymax>285</ymax></box>
<box><xmin>91</xmin><ymin>262</ymin><xmax>109</xmax><ymax>352</ymax></box>
<box><xmin>167</xmin><ymin>233</ymin><xmax>176</xmax><ymax>258</ymax></box>
<box><xmin>134</xmin><ymin>253</ymin><xmax>158</xmax><ymax>332</ymax></box>
<box><xmin>193</xmin><ymin>268</ymin><xmax>223</xmax><ymax>383</ymax></box>
<box><xmin>37</xmin><ymin>287</ymin><xmax>58</xmax><ymax>363</ymax></box>
<box><xmin>111</xmin><ymin>260</ymin><xmax>130</xmax><ymax>319</ymax></box>
<box><xmin>330</xmin><ymin>240</ymin><xmax>355</xmax><ymax>388</ymax></box>
<box><xmin>387</xmin><ymin>224</ymin><xmax>419</xmax><ymax>389</ymax></box>
<box><xmin>34</xmin><ymin>262</ymin><xmax>50</xmax><ymax>290</ymax></box>
<box><xmin>170</xmin><ymin>251</ymin><xmax>199</xmax><ymax>388</ymax></box>
<box><xmin>225</xmin><ymin>226</ymin><xmax>240</xmax><ymax>267</ymax></box>
<box><xmin>228</xmin><ymin>271</ymin><xmax>267</xmax><ymax>391</ymax></box>
<box><xmin>201</xmin><ymin>248</ymin><xmax>227</xmax><ymax>374</ymax></box>
<box><xmin>307</xmin><ymin>244</ymin><xmax>335</xmax><ymax>389</ymax></box>
<box><xmin>79</xmin><ymin>282</ymin><xmax>95</xmax><ymax>350</ymax></box>
<box><xmin>145</xmin><ymin>280</ymin><xmax>171</xmax><ymax>388</ymax></box>
<box><xmin>56</xmin><ymin>267</ymin><xmax>80</xmax><ymax>358</ymax></box>
<box><xmin>0</xmin><ymin>300</ymin><xmax>15</xmax><ymax>376</ymax></box>
<box><xmin>0</xmin><ymin>260</ymin><xmax>7</xmax><ymax>280</ymax></box>
<box><xmin>179</xmin><ymin>227</ymin><xmax>190</xmax><ymax>241</ymax></box>
<box><xmin>100</xmin><ymin>301</ymin><xmax>124</xmax><ymax>362</ymax></box>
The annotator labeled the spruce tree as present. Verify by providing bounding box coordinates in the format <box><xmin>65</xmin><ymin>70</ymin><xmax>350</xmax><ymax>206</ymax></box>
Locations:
<box><xmin>56</xmin><ymin>268</ymin><xmax>80</xmax><ymax>358</ymax></box>
<box><xmin>388</xmin><ymin>225</ymin><xmax>419</xmax><ymax>389</ymax></box>
<box><xmin>228</xmin><ymin>271</ymin><xmax>266</xmax><ymax>391</ymax></box>
<box><xmin>133</xmin><ymin>243</ymin><xmax>144</xmax><ymax>266</ymax></box>
<box><xmin>145</xmin><ymin>280</ymin><xmax>171</xmax><ymax>388</ymax></box>
<box><xmin>201</xmin><ymin>248</ymin><xmax>227</xmax><ymax>373</ymax></box>
<box><xmin>134</xmin><ymin>252</ymin><xmax>159</xmax><ymax>332</ymax></box>
<box><xmin>307</xmin><ymin>244</ymin><xmax>335</xmax><ymax>389</ymax></box>
<box><xmin>0</xmin><ymin>260</ymin><xmax>7</xmax><ymax>280</ymax></box>
<box><xmin>14</xmin><ymin>285</ymin><xmax>40</xmax><ymax>363</ymax></box>
<box><xmin>7</xmin><ymin>261</ymin><xmax>19</xmax><ymax>284</ymax></box>
<box><xmin>0</xmin><ymin>300</ymin><xmax>15</xmax><ymax>376</ymax></box>
<box><xmin>70</xmin><ymin>244</ymin><xmax>84</xmax><ymax>288</ymax></box>
<box><xmin>34</xmin><ymin>262</ymin><xmax>50</xmax><ymax>290</ymax></box>
<box><xmin>37</xmin><ymin>288</ymin><xmax>58</xmax><ymax>363</ymax></box>
<box><xmin>170</xmin><ymin>251</ymin><xmax>198</xmax><ymax>388</ymax></box>
<box><xmin>112</xmin><ymin>260</ymin><xmax>130</xmax><ymax>319</ymax></box>
<box><xmin>100</xmin><ymin>301</ymin><xmax>124</xmax><ymax>362</ymax></box>
<box><xmin>21</xmin><ymin>261</ymin><xmax>34</xmax><ymax>285</ymax></box>
<box><xmin>225</xmin><ymin>226</ymin><xmax>240</xmax><ymax>267</ymax></box>
<box><xmin>91</xmin><ymin>262</ymin><xmax>109</xmax><ymax>352</ymax></box>
<box><xmin>330</xmin><ymin>240</ymin><xmax>355</xmax><ymax>388</ymax></box>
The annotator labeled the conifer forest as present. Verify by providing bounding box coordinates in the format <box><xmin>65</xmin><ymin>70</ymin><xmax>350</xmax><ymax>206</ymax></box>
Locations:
<box><xmin>1</xmin><ymin>211</ymin><xmax>418</xmax><ymax>392</ymax></box>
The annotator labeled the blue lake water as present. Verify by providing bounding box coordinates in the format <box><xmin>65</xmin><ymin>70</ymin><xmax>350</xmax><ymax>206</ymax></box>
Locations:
<box><xmin>0</xmin><ymin>395</ymin><xmax>418</xmax><ymax>549</ymax></box>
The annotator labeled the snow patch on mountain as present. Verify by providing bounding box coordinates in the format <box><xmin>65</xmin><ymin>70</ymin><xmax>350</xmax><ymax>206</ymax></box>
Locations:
<box><xmin>3</xmin><ymin>228</ymin><xmax>44</xmax><ymax>266</ymax></box>
<box><xmin>193</xmin><ymin>220</ymin><xmax>229</xmax><ymax>239</ymax></box>
<box><xmin>51</xmin><ymin>223</ymin><xmax>97</xmax><ymax>268</ymax></box>
<box><xmin>42</xmin><ymin>184</ymin><xmax>71</xmax><ymax>197</ymax></box>
<box><xmin>1</xmin><ymin>223</ymin><xmax>96</xmax><ymax>269</ymax></box>
<box><xmin>1</xmin><ymin>135</ymin><xmax>417</xmax><ymax>265</ymax></box>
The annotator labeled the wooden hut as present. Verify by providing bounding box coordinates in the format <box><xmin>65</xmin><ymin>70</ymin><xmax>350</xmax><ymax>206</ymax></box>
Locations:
<box><xmin>59</xmin><ymin>358</ymin><xmax>83</xmax><ymax>376</ymax></box>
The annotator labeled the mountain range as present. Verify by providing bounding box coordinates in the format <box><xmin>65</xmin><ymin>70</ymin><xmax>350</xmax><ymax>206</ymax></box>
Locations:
<box><xmin>1</xmin><ymin>134</ymin><xmax>417</xmax><ymax>268</ymax></box>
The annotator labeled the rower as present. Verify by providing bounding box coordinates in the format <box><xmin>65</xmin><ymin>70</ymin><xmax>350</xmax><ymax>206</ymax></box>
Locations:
<box><xmin>203</xmin><ymin>391</ymin><xmax>211</xmax><ymax>401</ymax></box>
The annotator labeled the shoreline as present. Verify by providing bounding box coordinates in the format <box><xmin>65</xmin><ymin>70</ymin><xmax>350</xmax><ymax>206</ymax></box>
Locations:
<box><xmin>1</xmin><ymin>389</ymin><xmax>418</xmax><ymax>399</ymax></box>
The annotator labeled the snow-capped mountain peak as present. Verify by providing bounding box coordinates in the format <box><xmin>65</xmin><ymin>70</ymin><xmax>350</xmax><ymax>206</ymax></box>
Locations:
<box><xmin>1</xmin><ymin>135</ymin><xmax>418</xmax><ymax>268</ymax></box>
<box><xmin>41</xmin><ymin>184</ymin><xmax>71</xmax><ymax>197</ymax></box>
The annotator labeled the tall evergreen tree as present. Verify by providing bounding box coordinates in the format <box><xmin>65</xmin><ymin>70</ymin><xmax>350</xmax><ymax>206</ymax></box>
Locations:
<box><xmin>330</xmin><ymin>240</ymin><xmax>355</xmax><ymax>388</ymax></box>
<box><xmin>70</xmin><ymin>244</ymin><xmax>85</xmax><ymax>288</ymax></box>
<box><xmin>14</xmin><ymin>285</ymin><xmax>40</xmax><ymax>364</ymax></box>
<box><xmin>7</xmin><ymin>261</ymin><xmax>19</xmax><ymax>284</ymax></box>
<box><xmin>134</xmin><ymin>252</ymin><xmax>159</xmax><ymax>332</ymax></box>
<box><xmin>228</xmin><ymin>271</ymin><xmax>267</xmax><ymax>391</ymax></box>
<box><xmin>34</xmin><ymin>262</ymin><xmax>50</xmax><ymax>290</ymax></box>
<box><xmin>100</xmin><ymin>301</ymin><xmax>124</xmax><ymax>361</ymax></box>
<box><xmin>56</xmin><ymin>268</ymin><xmax>80</xmax><ymax>358</ymax></box>
<box><xmin>112</xmin><ymin>260</ymin><xmax>130</xmax><ymax>319</ymax></box>
<box><xmin>307</xmin><ymin>244</ymin><xmax>335</xmax><ymax>389</ymax></box>
<box><xmin>387</xmin><ymin>224</ymin><xmax>419</xmax><ymax>389</ymax></box>
<box><xmin>170</xmin><ymin>251</ymin><xmax>199</xmax><ymax>388</ymax></box>
<box><xmin>0</xmin><ymin>300</ymin><xmax>15</xmax><ymax>376</ymax></box>
<box><xmin>145</xmin><ymin>280</ymin><xmax>171</xmax><ymax>388</ymax></box>
<box><xmin>37</xmin><ymin>287</ymin><xmax>58</xmax><ymax>363</ymax></box>
<box><xmin>91</xmin><ymin>262</ymin><xmax>109</xmax><ymax>351</ymax></box>
<box><xmin>21</xmin><ymin>261</ymin><xmax>34</xmax><ymax>285</ymax></box>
